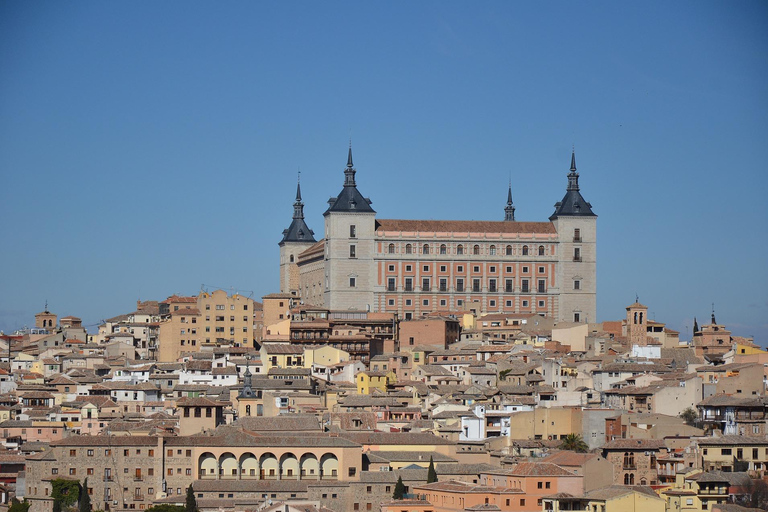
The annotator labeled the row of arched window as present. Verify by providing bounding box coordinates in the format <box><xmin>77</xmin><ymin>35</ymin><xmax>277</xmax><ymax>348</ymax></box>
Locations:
<box><xmin>386</xmin><ymin>243</ymin><xmax>548</xmax><ymax>256</ymax></box>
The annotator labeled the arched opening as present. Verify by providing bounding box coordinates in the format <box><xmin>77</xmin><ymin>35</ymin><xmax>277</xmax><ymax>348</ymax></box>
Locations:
<box><xmin>522</xmin><ymin>245</ymin><xmax>529</xmax><ymax>256</ymax></box>
<box><xmin>473</xmin><ymin>245</ymin><xmax>480</xmax><ymax>255</ymax></box>
<box><xmin>280</xmin><ymin>453</ymin><xmax>299</xmax><ymax>480</ymax></box>
<box><xmin>538</xmin><ymin>245</ymin><xmax>545</xmax><ymax>256</ymax></box>
<box><xmin>439</xmin><ymin>244</ymin><xmax>447</xmax><ymax>255</ymax></box>
<box><xmin>320</xmin><ymin>453</ymin><xmax>339</xmax><ymax>480</ymax></box>
<box><xmin>198</xmin><ymin>453</ymin><xmax>217</xmax><ymax>479</ymax></box>
<box><xmin>260</xmin><ymin>453</ymin><xmax>278</xmax><ymax>480</ymax></box>
<box><xmin>240</xmin><ymin>453</ymin><xmax>258</xmax><ymax>479</ymax></box>
<box><xmin>405</xmin><ymin>244</ymin><xmax>412</xmax><ymax>254</ymax></box>
<box><xmin>388</xmin><ymin>244</ymin><xmax>395</xmax><ymax>254</ymax></box>
<box><xmin>457</xmin><ymin>245</ymin><xmax>464</xmax><ymax>255</ymax></box>
<box><xmin>489</xmin><ymin>245</ymin><xmax>496</xmax><ymax>256</ymax></box>
<box><xmin>219</xmin><ymin>452</ymin><xmax>238</xmax><ymax>479</ymax></box>
<box><xmin>423</xmin><ymin>244</ymin><xmax>429</xmax><ymax>254</ymax></box>
<box><xmin>505</xmin><ymin>245</ymin><xmax>512</xmax><ymax>256</ymax></box>
<box><xmin>289</xmin><ymin>254</ymin><xmax>295</xmax><ymax>262</ymax></box>
<box><xmin>300</xmin><ymin>454</ymin><xmax>319</xmax><ymax>480</ymax></box>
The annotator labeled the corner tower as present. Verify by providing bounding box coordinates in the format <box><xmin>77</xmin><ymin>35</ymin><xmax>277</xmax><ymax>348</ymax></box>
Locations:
<box><xmin>550</xmin><ymin>151</ymin><xmax>597</xmax><ymax>323</ymax></box>
<box><xmin>279</xmin><ymin>177</ymin><xmax>316</xmax><ymax>295</ymax></box>
<box><xmin>323</xmin><ymin>146</ymin><xmax>376</xmax><ymax>311</ymax></box>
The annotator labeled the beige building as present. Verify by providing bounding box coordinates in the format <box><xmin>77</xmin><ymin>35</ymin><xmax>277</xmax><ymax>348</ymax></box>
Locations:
<box><xmin>280</xmin><ymin>149</ymin><xmax>597</xmax><ymax>323</ymax></box>
<box><xmin>157</xmin><ymin>291</ymin><xmax>257</xmax><ymax>362</ymax></box>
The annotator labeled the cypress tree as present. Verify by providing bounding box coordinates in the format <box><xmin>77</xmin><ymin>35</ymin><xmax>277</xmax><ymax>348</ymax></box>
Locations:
<box><xmin>393</xmin><ymin>476</ymin><xmax>405</xmax><ymax>500</ymax></box>
<box><xmin>426</xmin><ymin>456</ymin><xmax>437</xmax><ymax>483</ymax></box>
<box><xmin>79</xmin><ymin>478</ymin><xmax>91</xmax><ymax>512</ymax></box>
<box><xmin>185</xmin><ymin>485</ymin><xmax>197</xmax><ymax>512</ymax></box>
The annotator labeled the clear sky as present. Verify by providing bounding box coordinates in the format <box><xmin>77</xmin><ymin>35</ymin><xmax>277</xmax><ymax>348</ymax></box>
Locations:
<box><xmin>1</xmin><ymin>1</ymin><xmax>766</xmax><ymax>342</ymax></box>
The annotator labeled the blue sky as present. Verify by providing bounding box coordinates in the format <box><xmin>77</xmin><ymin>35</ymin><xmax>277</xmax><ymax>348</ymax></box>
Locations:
<box><xmin>1</xmin><ymin>1</ymin><xmax>766</xmax><ymax>342</ymax></box>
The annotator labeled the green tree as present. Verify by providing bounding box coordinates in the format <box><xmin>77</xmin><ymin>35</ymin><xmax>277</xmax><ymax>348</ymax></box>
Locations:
<box><xmin>559</xmin><ymin>433</ymin><xmax>589</xmax><ymax>453</ymax></box>
<box><xmin>9</xmin><ymin>498</ymin><xmax>31</xmax><ymax>512</ymax></box>
<box><xmin>185</xmin><ymin>485</ymin><xmax>197</xmax><ymax>512</ymax></box>
<box><xmin>52</xmin><ymin>478</ymin><xmax>81</xmax><ymax>512</ymax></box>
<box><xmin>393</xmin><ymin>476</ymin><xmax>405</xmax><ymax>500</ymax></box>
<box><xmin>680</xmin><ymin>407</ymin><xmax>698</xmax><ymax>426</ymax></box>
<box><xmin>426</xmin><ymin>456</ymin><xmax>437</xmax><ymax>484</ymax></box>
<box><xmin>79</xmin><ymin>478</ymin><xmax>91</xmax><ymax>512</ymax></box>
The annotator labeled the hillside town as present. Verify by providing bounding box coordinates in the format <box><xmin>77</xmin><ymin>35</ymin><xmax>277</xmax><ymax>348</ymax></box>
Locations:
<box><xmin>0</xmin><ymin>291</ymin><xmax>764</xmax><ymax>512</ymax></box>
<box><xmin>1</xmin><ymin>154</ymin><xmax>766</xmax><ymax>512</ymax></box>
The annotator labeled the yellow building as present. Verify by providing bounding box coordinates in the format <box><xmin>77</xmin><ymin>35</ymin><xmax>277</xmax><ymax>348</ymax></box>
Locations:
<box><xmin>197</xmin><ymin>289</ymin><xmax>256</xmax><ymax>347</ymax></box>
<box><xmin>661</xmin><ymin>468</ymin><xmax>751</xmax><ymax>512</ymax></box>
<box><xmin>506</xmin><ymin>407</ymin><xmax>582</xmax><ymax>441</ymax></box>
<box><xmin>157</xmin><ymin>290</ymin><xmax>257</xmax><ymax>362</ymax></box>
<box><xmin>544</xmin><ymin>485</ymin><xmax>665</xmax><ymax>511</ymax></box>
<box><xmin>357</xmin><ymin>370</ymin><xmax>396</xmax><ymax>395</ymax></box>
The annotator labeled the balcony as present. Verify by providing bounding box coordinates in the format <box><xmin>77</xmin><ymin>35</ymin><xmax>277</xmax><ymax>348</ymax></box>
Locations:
<box><xmin>133</xmin><ymin>495</ymin><xmax>144</xmax><ymax>501</ymax></box>
<box><xmin>422</xmin><ymin>285</ymin><xmax>430</xmax><ymax>292</ymax></box>
<box><xmin>573</xmin><ymin>256</ymin><xmax>582</xmax><ymax>262</ymax></box>
<box><xmin>573</xmin><ymin>236</ymin><xmax>582</xmax><ymax>242</ymax></box>
<box><xmin>386</xmin><ymin>286</ymin><xmax>396</xmax><ymax>292</ymax></box>
<box><xmin>134</xmin><ymin>476</ymin><xmax>143</xmax><ymax>482</ymax></box>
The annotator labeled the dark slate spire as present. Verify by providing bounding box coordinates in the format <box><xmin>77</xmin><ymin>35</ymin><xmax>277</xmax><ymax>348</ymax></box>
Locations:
<box><xmin>344</xmin><ymin>145</ymin><xmax>356</xmax><ymax>187</ymax></box>
<box><xmin>237</xmin><ymin>357</ymin><xmax>255</xmax><ymax>399</ymax></box>
<box><xmin>711</xmin><ymin>303</ymin><xmax>716</xmax><ymax>325</ymax></box>
<box><xmin>549</xmin><ymin>150</ymin><xmax>597</xmax><ymax>220</ymax></box>
<box><xmin>279</xmin><ymin>172</ymin><xmax>316</xmax><ymax>246</ymax></box>
<box><xmin>504</xmin><ymin>181</ymin><xmax>515</xmax><ymax>221</ymax></box>
<box><xmin>325</xmin><ymin>145</ymin><xmax>375</xmax><ymax>215</ymax></box>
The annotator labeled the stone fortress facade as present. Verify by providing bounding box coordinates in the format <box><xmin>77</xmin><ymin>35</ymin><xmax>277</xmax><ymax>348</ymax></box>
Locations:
<box><xmin>280</xmin><ymin>148</ymin><xmax>596</xmax><ymax>323</ymax></box>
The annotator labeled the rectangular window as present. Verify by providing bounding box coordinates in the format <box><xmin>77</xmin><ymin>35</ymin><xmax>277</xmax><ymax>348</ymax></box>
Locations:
<box><xmin>574</xmin><ymin>228</ymin><xmax>581</xmax><ymax>242</ymax></box>
<box><xmin>439</xmin><ymin>278</ymin><xmax>447</xmax><ymax>292</ymax></box>
<box><xmin>349</xmin><ymin>277</ymin><xmax>356</xmax><ymax>287</ymax></box>
<box><xmin>350</xmin><ymin>225</ymin><xmax>356</xmax><ymax>238</ymax></box>
<box><xmin>405</xmin><ymin>278</ymin><xmax>413</xmax><ymax>292</ymax></box>
<box><xmin>422</xmin><ymin>278</ymin><xmax>430</xmax><ymax>292</ymax></box>
<box><xmin>422</xmin><ymin>299</ymin><xmax>429</xmax><ymax>306</ymax></box>
<box><xmin>489</xmin><ymin>266</ymin><xmax>496</xmax><ymax>273</ymax></box>
<box><xmin>574</xmin><ymin>280</ymin><xmax>581</xmax><ymax>290</ymax></box>
<box><xmin>387</xmin><ymin>278</ymin><xmax>396</xmax><ymax>291</ymax></box>
<box><xmin>574</xmin><ymin>248</ymin><xmax>581</xmax><ymax>261</ymax></box>
<box><xmin>473</xmin><ymin>266</ymin><xmax>480</xmax><ymax>273</ymax></box>
<box><xmin>489</xmin><ymin>279</ymin><xmax>497</xmax><ymax>292</ymax></box>
<box><xmin>405</xmin><ymin>299</ymin><xmax>412</xmax><ymax>306</ymax></box>
<box><xmin>506</xmin><ymin>300</ymin><xmax>512</xmax><ymax>307</ymax></box>
<box><xmin>472</xmin><ymin>279</ymin><xmax>481</xmax><ymax>292</ymax></box>
<box><xmin>505</xmin><ymin>279</ymin><xmax>513</xmax><ymax>292</ymax></box>
<box><xmin>574</xmin><ymin>312</ymin><xmax>581</xmax><ymax>322</ymax></box>
<box><xmin>423</xmin><ymin>265</ymin><xmax>429</xmax><ymax>272</ymax></box>
<box><xmin>388</xmin><ymin>264</ymin><xmax>395</xmax><ymax>271</ymax></box>
<box><xmin>538</xmin><ymin>300</ymin><xmax>545</xmax><ymax>307</ymax></box>
<box><xmin>456</xmin><ymin>279</ymin><xmax>464</xmax><ymax>292</ymax></box>
<box><xmin>457</xmin><ymin>265</ymin><xmax>463</xmax><ymax>272</ymax></box>
<box><xmin>388</xmin><ymin>299</ymin><xmax>395</xmax><ymax>306</ymax></box>
<box><xmin>538</xmin><ymin>279</ymin><xmax>546</xmax><ymax>293</ymax></box>
<box><xmin>349</xmin><ymin>245</ymin><xmax>356</xmax><ymax>258</ymax></box>
<box><xmin>440</xmin><ymin>299</ymin><xmax>446</xmax><ymax>306</ymax></box>
<box><xmin>405</xmin><ymin>264</ymin><xmax>412</xmax><ymax>272</ymax></box>
<box><xmin>521</xmin><ymin>279</ymin><xmax>529</xmax><ymax>293</ymax></box>
<box><xmin>489</xmin><ymin>300</ymin><xmax>496</xmax><ymax>307</ymax></box>
<box><xmin>522</xmin><ymin>300</ymin><xmax>529</xmax><ymax>307</ymax></box>
<box><xmin>440</xmin><ymin>265</ymin><xmax>446</xmax><ymax>272</ymax></box>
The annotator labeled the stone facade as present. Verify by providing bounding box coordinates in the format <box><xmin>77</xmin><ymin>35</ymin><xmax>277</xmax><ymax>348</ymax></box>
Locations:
<box><xmin>281</xmin><ymin>149</ymin><xmax>597</xmax><ymax>323</ymax></box>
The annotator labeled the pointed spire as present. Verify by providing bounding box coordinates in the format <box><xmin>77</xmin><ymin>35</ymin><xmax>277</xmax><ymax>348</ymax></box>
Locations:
<box><xmin>693</xmin><ymin>317</ymin><xmax>699</xmax><ymax>335</ymax></box>
<box><xmin>344</xmin><ymin>143</ymin><xmax>356</xmax><ymax>187</ymax></box>
<box><xmin>504</xmin><ymin>180</ymin><xmax>515</xmax><ymax>222</ymax></box>
<box><xmin>711</xmin><ymin>303</ymin><xmax>716</xmax><ymax>325</ymax></box>
<box><xmin>238</xmin><ymin>355</ymin><xmax>255</xmax><ymax>399</ymax></box>
<box><xmin>292</xmin><ymin>171</ymin><xmax>305</xmax><ymax>220</ymax></box>
<box><xmin>567</xmin><ymin>150</ymin><xmax>580</xmax><ymax>191</ymax></box>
